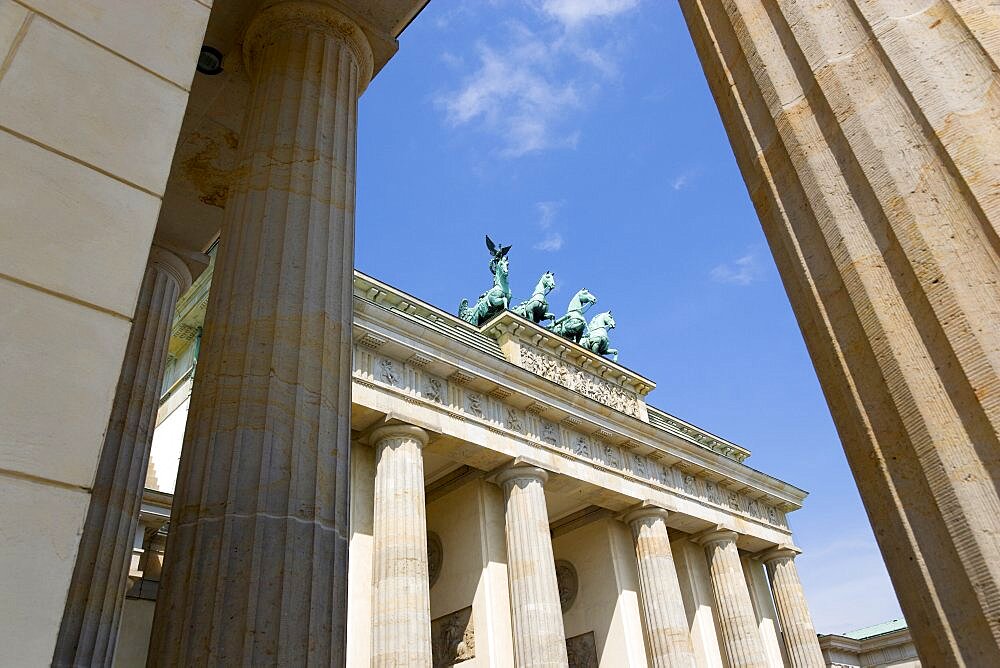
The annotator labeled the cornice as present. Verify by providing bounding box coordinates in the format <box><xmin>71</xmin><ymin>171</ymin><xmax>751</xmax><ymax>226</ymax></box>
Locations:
<box><xmin>352</xmin><ymin>296</ymin><xmax>808</xmax><ymax>513</ymax></box>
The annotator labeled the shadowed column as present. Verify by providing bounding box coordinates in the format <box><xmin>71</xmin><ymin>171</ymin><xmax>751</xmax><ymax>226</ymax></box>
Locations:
<box><xmin>497</xmin><ymin>465</ymin><xmax>568</xmax><ymax>667</ymax></box>
<box><xmin>147</xmin><ymin>2</ymin><xmax>372</xmax><ymax>664</ymax></box>
<box><xmin>698</xmin><ymin>529</ymin><xmax>767</xmax><ymax>668</ymax></box>
<box><xmin>370</xmin><ymin>425</ymin><xmax>433</xmax><ymax>666</ymax></box>
<box><xmin>53</xmin><ymin>247</ymin><xmax>191</xmax><ymax>668</ymax></box>
<box><xmin>624</xmin><ymin>506</ymin><xmax>696</xmax><ymax>668</ymax></box>
<box><xmin>761</xmin><ymin>547</ymin><xmax>824</xmax><ymax>668</ymax></box>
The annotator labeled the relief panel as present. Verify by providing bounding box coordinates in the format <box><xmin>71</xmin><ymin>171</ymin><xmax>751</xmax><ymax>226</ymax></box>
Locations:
<box><xmin>431</xmin><ymin>607</ymin><xmax>475</xmax><ymax>667</ymax></box>
<box><xmin>520</xmin><ymin>346</ymin><xmax>641</xmax><ymax>418</ymax></box>
<box><xmin>565</xmin><ymin>632</ymin><xmax>598</xmax><ymax>668</ymax></box>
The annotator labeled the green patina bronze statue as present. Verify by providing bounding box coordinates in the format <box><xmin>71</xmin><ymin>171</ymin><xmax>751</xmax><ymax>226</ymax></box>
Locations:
<box><xmin>549</xmin><ymin>288</ymin><xmax>597</xmax><ymax>343</ymax></box>
<box><xmin>513</xmin><ymin>271</ymin><xmax>557</xmax><ymax>324</ymax></box>
<box><xmin>485</xmin><ymin>235</ymin><xmax>511</xmax><ymax>274</ymax></box>
<box><xmin>580</xmin><ymin>311</ymin><xmax>618</xmax><ymax>362</ymax></box>
<box><xmin>457</xmin><ymin>235</ymin><xmax>622</xmax><ymax>361</ymax></box>
<box><xmin>459</xmin><ymin>236</ymin><xmax>511</xmax><ymax>326</ymax></box>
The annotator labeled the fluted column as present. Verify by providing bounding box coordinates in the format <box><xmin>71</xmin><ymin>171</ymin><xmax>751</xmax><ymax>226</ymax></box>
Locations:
<box><xmin>370</xmin><ymin>425</ymin><xmax>432</xmax><ymax>665</ymax></box>
<box><xmin>698</xmin><ymin>529</ymin><xmax>767</xmax><ymax>668</ymax></box>
<box><xmin>147</xmin><ymin>3</ymin><xmax>372</xmax><ymax>665</ymax></box>
<box><xmin>624</xmin><ymin>506</ymin><xmax>696</xmax><ymax>668</ymax></box>
<box><xmin>53</xmin><ymin>247</ymin><xmax>191</xmax><ymax>667</ymax></box>
<box><xmin>679</xmin><ymin>0</ymin><xmax>1000</xmax><ymax>663</ymax></box>
<box><xmin>497</xmin><ymin>465</ymin><xmax>568</xmax><ymax>667</ymax></box>
<box><xmin>761</xmin><ymin>547</ymin><xmax>824</xmax><ymax>668</ymax></box>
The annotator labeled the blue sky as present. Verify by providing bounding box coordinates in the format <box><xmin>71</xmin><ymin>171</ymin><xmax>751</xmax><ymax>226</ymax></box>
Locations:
<box><xmin>355</xmin><ymin>0</ymin><xmax>902</xmax><ymax>634</ymax></box>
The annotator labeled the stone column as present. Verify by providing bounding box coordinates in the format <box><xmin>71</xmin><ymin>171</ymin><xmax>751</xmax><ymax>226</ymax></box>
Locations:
<box><xmin>698</xmin><ymin>529</ymin><xmax>767</xmax><ymax>668</ymax></box>
<box><xmin>678</xmin><ymin>0</ymin><xmax>1000</xmax><ymax>662</ymax></box>
<box><xmin>496</xmin><ymin>465</ymin><xmax>568</xmax><ymax>667</ymax></box>
<box><xmin>624</xmin><ymin>506</ymin><xmax>696</xmax><ymax>668</ymax></box>
<box><xmin>760</xmin><ymin>547</ymin><xmax>824</xmax><ymax>668</ymax></box>
<box><xmin>370</xmin><ymin>425</ymin><xmax>433</xmax><ymax>666</ymax></box>
<box><xmin>147</xmin><ymin>3</ymin><xmax>373</xmax><ymax>665</ymax></box>
<box><xmin>52</xmin><ymin>246</ymin><xmax>191</xmax><ymax>667</ymax></box>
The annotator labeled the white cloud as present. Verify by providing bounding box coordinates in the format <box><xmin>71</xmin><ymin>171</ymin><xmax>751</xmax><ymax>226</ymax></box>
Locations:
<box><xmin>670</xmin><ymin>167</ymin><xmax>699</xmax><ymax>190</ymax></box>
<box><xmin>436</xmin><ymin>3</ymin><xmax>640</xmax><ymax>157</ymax></box>
<box><xmin>710</xmin><ymin>249</ymin><xmax>764</xmax><ymax>285</ymax></box>
<box><xmin>533</xmin><ymin>200</ymin><xmax>565</xmax><ymax>250</ymax></box>
<box><xmin>534</xmin><ymin>232</ymin><xmax>564</xmax><ymax>251</ymax></box>
<box><xmin>539</xmin><ymin>0</ymin><xmax>641</xmax><ymax>28</ymax></box>
<box><xmin>536</xmin><ymin>200</ymin><xmax>562</xmax><ymax>229</ymax></box>
<box><xmin>438</xmin><ymin>37</ymin><xmax>581</xmax><ymax>157</ymax></box>
<box><xmin>439</xmin><ymin>51</ymin><xmax>465</xmax><ymax>69</ymax></box>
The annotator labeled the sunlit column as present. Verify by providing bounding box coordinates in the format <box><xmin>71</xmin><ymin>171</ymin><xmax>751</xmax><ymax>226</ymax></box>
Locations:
<box><xmin>370</xmin><ymin>425</ymin><xmax>433</xmax><ymax>666</ymax></box>
<box><xmin>148</xmin><ymin>2</ymin><xmax>373</xmax><ymax>664</ymax></box>
<box><xmin>497</xmin><ymin>465</ymin><xmax>568</xmax><ymax>667</ymax></box>
<box><xmin>760</xmin><ymin>547</ymin><xmax>824</xmax><ymax>667</ymax></box>
<box><xmin>624</xmin><ymin>506</ymin><xmax>696</xmax><ymax>667</ymax></box>
<box><xmin>698</xmin><ymin>529</ymin><xmax>767</xmax><ymax>668</ymax></box>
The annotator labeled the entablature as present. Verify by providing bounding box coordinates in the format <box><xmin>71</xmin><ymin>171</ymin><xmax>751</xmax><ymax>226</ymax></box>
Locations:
<box><xmin>351</xmin><ymin>276</ymin><xmax>809</xmax><ymax>548</ymax></box>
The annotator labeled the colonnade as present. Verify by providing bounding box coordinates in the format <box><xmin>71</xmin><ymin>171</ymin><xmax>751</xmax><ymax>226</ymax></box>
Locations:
<box><xmin>368</xmin><ymin>424</ymin><xmax>825</xmax><ymax>667</ymax></box>
<box><xmin>51</xmin><ymin>3</ymin><xmax>825</xmax><ymax>665</ymax></box>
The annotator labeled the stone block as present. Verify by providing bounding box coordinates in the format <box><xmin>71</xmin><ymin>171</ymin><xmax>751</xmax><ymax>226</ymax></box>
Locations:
<box><xmin>19</xmin><ymin>0</ymin><xmax>209</xmax><ymax>88</ymax></box>
<box><xmin>0</xmin><ymin>0</ymin><xmax>28</xmax><ymax>57</ymax></box>
<box><xmin>0</xmin><ymin>279</ymin><xmax>129</xmax><ymax>488</ymax></box>
<box><xmin>0</xmin><ymin>132</ymin><xmax>160</xmax><ymax>316</ymax></box>
<box><xmin>0</xmin><ymin>475</ymin><xmax>89</xmax><ymax>667</ymax></box>
<box><xmin>0</xmin><ymin>17</ymin><xmax>190</xmax><ymax>194</ymax></box>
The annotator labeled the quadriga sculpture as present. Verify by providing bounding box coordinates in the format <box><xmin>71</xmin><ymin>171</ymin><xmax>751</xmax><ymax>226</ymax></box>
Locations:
<box><xmin>550</xmin><ymin>288</ymin><xmax>596</xmax><ymax>343</ymax></box>
<box><xmin>485</xmin><ymin>234</ymin><xmax>511</xmax><ymax>274</ymax></box>
<box><xmin>513</xmin><ymin>271</ymin><xmax>556</xmax><ymax>324</ymax></box>
<box><xmin>459</xmin><ymin>254</ymin><xmax>510</xmax><ymax>326</ymax></box>
<box><xmin>580</xmin><ymin>311</ymin><xmax>618</xmax><ymax>362</ymax></box>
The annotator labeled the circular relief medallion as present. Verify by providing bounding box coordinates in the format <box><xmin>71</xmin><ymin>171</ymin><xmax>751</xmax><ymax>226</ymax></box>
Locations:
<box><xmin>554</xmin><ymin>559</ymin><xmax>578</xmax><ymax>612</ymax></box>
<box><xmin>427</xmin><ymin>532</ymin><xmax>443</xmax><ymax>588</ymax></box>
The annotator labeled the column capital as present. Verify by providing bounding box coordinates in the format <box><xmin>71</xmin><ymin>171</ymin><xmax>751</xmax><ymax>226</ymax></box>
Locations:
<box><xmin>622</xmin><ymin>502</ymin><xmax>670</xmax><ymax>526</ymax></box>
<box><xmin>693</xmin><ymin>527</ymin><xmax>740</xmax><ymax>547</ymax></box>
<box><xmin>369</xmin><ymin>423</ymin><xmax>429</xmax><ymax>449</ymax></box>
<box><xmin>758</xmin><ymin>545</ymin><xmax>801</xmax><ymax>565</ymax></box>
<box><xmin>243</xmin><ymin>1</ymin><xmax>374</xmax><ymax>92</ymax></box>
<box><xmin>148</xmin><ymin>245</ymin><xmax>192</xmax><ymax>294</ymax></box>
<box><xmin>495</xmin><ymin>464</ymin><xmax>549</xmax><ymax>488</ymax></box>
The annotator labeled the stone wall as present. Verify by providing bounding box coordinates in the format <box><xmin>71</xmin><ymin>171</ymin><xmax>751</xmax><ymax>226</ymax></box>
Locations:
<box><xmin>0</xmin><ymin>2</ymin><xmax>208</xmax><ymax>664</ymax></box>
<box><xmin>554</xmin><ymin>518</ymin><xmax>648</xmax><ymax>666</ymax></box>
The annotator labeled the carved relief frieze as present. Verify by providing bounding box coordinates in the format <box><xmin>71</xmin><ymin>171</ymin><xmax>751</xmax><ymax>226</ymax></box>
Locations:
<box><xmin>566</xmin><ymin>632</ymin><xmax>598</xmax><ymax>668</ymax></box>
<box><xmin>379</xmin><ymin>358</ymin><xmax>399</xmax><ymax>387</ymax></box>
<box><xmin>727</xmin><ymin>490</ymin><xmax>741</xmax><ymax>511</ymax></box>
<box><xmin>427</xmin><ymin>532</ymin><xmax>443</xmax><ymax>588</ymax></box>
<box><xmin>600</xmin><ymin>443</ymin><xmax>621</xmax><ymax>469</ymax></box>
<box><xmin>353</xmin><ymin>344</ymin><xmax>788</xmax><ymax>530</ymax></box>
<box><xmin>629</xmin><ymin>452</ymin><xmax>648</xmax><ymax>478</ymax></box>
<box><xmin>555</xmin><ymin>560</ymin><xmax>578</xmax><ymax>612</ymax></box>
<box><xmin>431</xmin><ymin>606</ymin><xmax>474</xmax><ymax>667</ymax></box>
<box><xmin>705</xmin><ymin>481</ymin><xmax>720</xmax><ymax>505</ymax></box>
<box><xmin>467</xmin><ymin>393</ymin><xmax>484</xmax><ymax>418</ymax></box>
<box><xmin>682</xmin><ymin>473</ymin><xmax>698</xmax><ymax>496</ymax></box>
<box><xmin>424</xmin><ymin>376</ymin><xmax>445</xmax><ymax>404</ymax></box>
<box><xmin>520</xmin><ymin>347</ymin><xmax>641</xmax><ymax>418</ymax></box>
<box><xmin>541</xmin><ymin>421</ymin><xmax>558</xmax><ymax>445</ymax></box>
<box><xmin>505</xmin><ymin>407</ymin><xmax>523</xmax><ymax>433</ymax></box>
